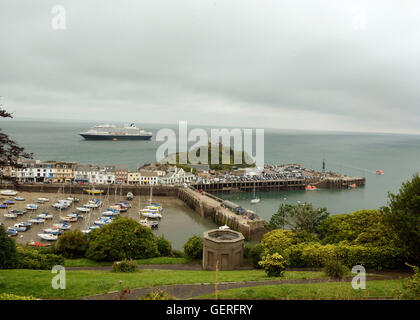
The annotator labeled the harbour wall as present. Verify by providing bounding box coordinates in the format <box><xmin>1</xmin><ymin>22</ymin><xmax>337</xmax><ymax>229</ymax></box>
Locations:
<box><xmin>177</xmin><ymin>187</ymin><xmax>265</xmax><ymax>241</ymax></box>
<box><xmin>1</xmin><ymin>183</ymin><xmax>179</xmax><ymax>197</ymax></box>
<box><xmin>194</xmin><ymin>177</ymin><xmax>366</xmax><ymax>193</ymax></box>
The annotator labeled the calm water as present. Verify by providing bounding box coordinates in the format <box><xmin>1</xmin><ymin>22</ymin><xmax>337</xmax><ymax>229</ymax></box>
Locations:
<box><xmin>2</xmin><ymin>119</ymin><xmax>420</xmax><ymax>220</ymax></box>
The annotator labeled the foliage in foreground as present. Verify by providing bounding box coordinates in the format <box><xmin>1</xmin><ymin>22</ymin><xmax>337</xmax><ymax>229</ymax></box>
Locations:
<box><xmin>0</xmin><ymin>226</ymin><xmax>20</xmax><ymax>269</ymax></box>
<box><xmin>140</xmin><ymin>288</ymin><xmax>178</xmax><ymax>300</ymax></box>
<box><xmin>0</xmin><ymin>293</ymin><xmax>39</xmax><ymax>300</ymax></box>
<box><xmin>183</xmin><ymin>235</ymin><xmax>203</xmax><ymax>260</ymax></box>
<box><xmin>398</xmin><ymin>264</ymin><xmax>420</xmax><ymax>300</ymax></box>
<box><xmin>112</xmin><ymin>259</ymin><xmax>138</xmax><ymax>273</ymax></box>
<box><xmin>55</xmin><ymin>229</ymin><xmax>89</xmax><ymax>259</ymax></box>
<box><xmin>258</xmin><ymin>253</ymin><xmax>287</xmax><ymax>277</ymax></box>
<box><xmin>323</xmin><ymin>260</ymin><xmax>350</xmax><ymax>279</ymax></box>
<box><xmin>86</xmin><ymin>218</ymin><xmax>159</xmax><ymax>261</ymax></box>
<box><xmin>17</xmin><ymin>245</ymin><xmax>64</xmax><ymax>270</ymax></box>
<box><xmin>382</xmin><ymin>173</ymin><xmax>420</xmax><ymax>264</ymax></box>
<box><xmin>268</xmin><ymin>203</ymin><xmax>329</xmax><ymax>235</ymax></box>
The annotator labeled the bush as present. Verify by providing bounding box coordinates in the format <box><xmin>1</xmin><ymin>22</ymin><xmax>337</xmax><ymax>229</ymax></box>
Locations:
<box><xmin>323</xmin><ymin>260</ymin><xmax>350</xmax><ymax>279</ymax></box>
<box><xmin>17</xmin><ymin>246</ymin><xmax>64</xmax><ymax>270</ymax></box>
<box><xmin>260</xmin><ymin>229</ymin><xmax>294</xmax><ymax>253</ymax></box>
<box><xmin>86</xmin><ymin>218</ymin><xmax>159</xmax><ymax>261</ymax></box>
<box><xmin>258</xmin><ymin>253</ymin><xmax>287</xmax><ymax>277</ymax></box>
<box><xmin>249</xmin><ymin>244</ymin><xmax>265</xmax><ymax>269</ymax></box>
<box><xmin>399</xmin><ymin>264</ymin><xmax>420</xmax><ymax>300</ymax></box>
<box><xmin>183</xmin><ymin>235</ymin><xmax>203</xmax><ymax>260</ymax></box>
<box><xmin>284</xmin><ymin>242</ymin><xmax>407</xmax><ymax>270</ymax></box>
<box><xmin>55</xmin><ymin>230</ymin><xmax>89</xmax><ymax>258</ymax></box>
<box><xmin>140</xmin><ymin>288</ymin><xmax>177</xmax><ymax>300</ymax></box>
<box><xmin>171</xmin><ymin>249</ymin><xmax>184</xmax><ymax>258</ymax></box>
<box><xmin>156</xmin><ymin>235</ymin><xmax>172</xmax><ymax>257</ymax></box>
<box><xmin>112</xmin><ymin>259</ymin><xmax>138</xmax><ymax>273</ymax></box>
<box><xmin>243</xmin><ymin>243</ymin><xmax>253</xmax><ymax>259</ymax></box>
<box><xmin>0</xmin><ymin>225</ymin><xmax>20</xmax><ymax>269</ymax></box>
<box><xmin>0</xmin><ymin>293</ymin><xmax>39</xmax><ymax>300</ymax></box>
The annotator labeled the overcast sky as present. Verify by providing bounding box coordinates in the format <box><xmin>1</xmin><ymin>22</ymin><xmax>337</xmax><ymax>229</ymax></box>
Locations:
<box><xmin>1</xmin><ymin>0</ymin><xmax>420</xmax><ymax>133</ymax></box>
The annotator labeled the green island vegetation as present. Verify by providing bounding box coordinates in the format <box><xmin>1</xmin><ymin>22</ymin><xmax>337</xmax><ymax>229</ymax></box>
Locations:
<box><xmin>172</xmin><ymin>142</ymin><xmax>256</xmax><ymax>172</ymax></box>
<box><xmin>0</xmin><ymin>174</ymin><xmax>420</xmax><ymax>300</ymax></box>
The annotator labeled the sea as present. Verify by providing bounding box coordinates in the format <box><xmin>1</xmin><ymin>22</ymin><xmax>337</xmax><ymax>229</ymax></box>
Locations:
<box><xmin>2</xmin><ymin>119</ymin><xmax>420</xmax><ymax>247</ymax></box>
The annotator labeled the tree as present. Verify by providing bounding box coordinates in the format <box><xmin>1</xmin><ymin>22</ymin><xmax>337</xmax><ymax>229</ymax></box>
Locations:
<box><xmin>86</xmin><ymin>218</ymin><xmax>159</xmax><ymax>261</ymax></box>
<box><xmin>0</xmin><ymin>225</ymin><xmax>21</xmax><ymax>268</ymax></box>
<box><xmin>55</xmin><ymin>230</ymin><xmax>89</xmax><ymax>258</ymax></box>
<box><xmin>268</xmin><ymin>203</ymin><xmax>329</xmax><ymax>235</ymax></box>
<box><xmin>0</xmin><ymin>104</ymin><xmax>32</xmax><ymax>183</ymax></box>
<box><xmin>183</xmin><ymin>235</ymin><xmax>203</xmax><ymax>260</ymax></box>
<box><xmin>382</xmin><ymin>174</ymin><xmax>420</xmax><ymax>264</ymax></box>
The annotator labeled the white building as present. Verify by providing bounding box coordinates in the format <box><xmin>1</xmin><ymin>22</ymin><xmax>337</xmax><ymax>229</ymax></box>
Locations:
<box><xmin>160</xmin><ymin>167</ymin><xmax>195</xmax><ymax>185</ymax></box>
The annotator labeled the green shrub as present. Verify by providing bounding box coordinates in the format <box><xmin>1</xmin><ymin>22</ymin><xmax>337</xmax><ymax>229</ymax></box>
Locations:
<box><xmin>171</xmin><ymin>249</ymin><xmax>184</xmax><ymax>258</ymax></box>
<box><xmin>140</xmin><ymin>288</ymin><xmax>177</xmax><ymax>300</ymax></box>
<box><xmin>249</xmin><ymin>244</ymin><xmax>264</xmax><ymax>269</ymax></box>
<box><xmin>0</xmin><ymin>225</ymin><xmax>20</xmax><ymax>269</ymax></box>
<box><xmin>156</xmin><ymin>235</ymin><xmax>172</xmax><ymax>257</ymax></box>
<box><xmin>243</xmin><ymin>243</ymin><xmax>253</xmax><ymax>259</ymax></box>
<box><xmin>0</xmin><ymin>293</ymin><xmax>39</xmax><ymax>300</ymax></box>
<box><xmin>86</xmin><ymin>218</ymin><xmax>159</xmax><ymax>261</ymax></box>
<box><xmin>183</xmin><ymin>235</ymin><xmax>203</xmax><ymax>260</ymax></box>
<box><xmin>323</xmin><ymin>260</ymin><xmax>350</xmax><ymax>279</ymax></box>
<box><xmin>17</xmin><ymin>246</ymin><xmax>64</xmax><ymax>270</ymax></box>
<box><xmin>112</xmin><ymin>259</ymin><xmax>138</xmax><ymax>273</ymax></box>
<box><xmin>284</xmin><ymin>242</ymin><xmax>406</xmax><ymax>270</ymax></box>
<box><xmin>399</xmin><ymin>264</ymin><xmax>420</xmax><ymax>300</ymax></box>
<box><xmin>258</xmin><ymin>253</ymin><xmax>287</xmax><ymax>277</ymax></box>
<box><xmin>55</xmin><ymin>230</ymin><xmax>89</xmax><ymax>258</ymax></box>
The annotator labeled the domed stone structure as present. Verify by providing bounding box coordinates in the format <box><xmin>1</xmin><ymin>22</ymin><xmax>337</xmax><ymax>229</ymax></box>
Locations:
<box><xmin>202</xmin><ymin>229</ymin><xmax>245</xmax><ymax>270</ymax></box>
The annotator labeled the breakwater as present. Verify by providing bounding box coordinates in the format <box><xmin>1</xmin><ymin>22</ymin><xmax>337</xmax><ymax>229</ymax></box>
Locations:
<box><xmin>193</xmin><ymin>177</ymin><xmax>366</xmax><ymax>193</ymax></box>
<box><xmin>178</xmin><ymin>187</ymin><xmax>265</xmax><ymax>241</ymax></box>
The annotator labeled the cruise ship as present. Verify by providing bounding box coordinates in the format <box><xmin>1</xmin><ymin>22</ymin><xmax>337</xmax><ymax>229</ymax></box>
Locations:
<box><xmin>79</xmin><ymin>124</ymin><xmax>153</xmax><ymax>140</ymax></box>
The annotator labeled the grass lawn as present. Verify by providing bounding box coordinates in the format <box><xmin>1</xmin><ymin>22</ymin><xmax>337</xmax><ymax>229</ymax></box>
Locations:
<box><xmin>64</xmin><ymin>257</ymin><xmax>191</xmax><ymax>267</ymax></box>
<box><xmin>0</xmin><ymin>269</ymin><xmax>327</xmax><ymax>299</ymax></box>
<box><xmin>194</xmin><ymin>279</ymin><xmax>404</xmax><ymax>300</ymax></box>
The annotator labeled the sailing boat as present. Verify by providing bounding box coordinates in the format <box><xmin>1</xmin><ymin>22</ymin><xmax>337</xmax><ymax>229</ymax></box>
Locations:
<box><xmin>250</xmin><ymin>182</ymin><xmax>260</xmax><ymax>204</ymax></box>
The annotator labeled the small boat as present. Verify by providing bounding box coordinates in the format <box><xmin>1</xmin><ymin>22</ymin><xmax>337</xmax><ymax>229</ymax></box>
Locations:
<box><xmin>28</xmin><ymin>217</ymin><xmax>45</xmax><ymax>224</ymax></box>
<box><xmin>115</xmin><ymin>203</ymin><xmax>128</xmax><ymax>212</ymax></box>
<box><xmin>85</xmin><ymin>189</ymin><xmax>104</xmax><ymax>195</ymax></box>
<box><xmin>376</xmin><ymin>170</ymin><xmax>384</xmax><ymax>175</ymax></box>
<box><xmin>13</xmin><ymin>223</ymin><xmax>28</xmax><ymax>232</ymax></box>
<box><xmin>14</xmin><ymin>196</ymin><xmax>25</xmax><ymax>201</ymax></box>
<box><xmin>29</xmin><ymin>241</ymin><xmax>51</xmax><ymax>247</ymax></box>
<box><xmin>18</xmin><ymin>221</ymin><xmax>32</xmax><ymax>228</ymax></box>
<box><xmin>81</xmin><ymin>229</ymin><xmax>91</xmax><ymax>234</ymax></box>
<box><xmin>38</xmin><ymin>233</ymin><xmax>58</xmax><ymax>241</ymax></box>
<box><xmin>102</xmin><ymin>209</ymin><xmax>120</xmax><ymax>217</ymax></box>
<box><xmin>0</xmin><ymin>190</ymin><xmax>18</xmax><ymax>196</ymax></box>
<box><xmin>4</xmin><ymin>213</ymin><xmax>17</xmax><ymax>219</ymax></box>
<box><xmin>7</xmin><ymin>228</ymin><xmax>18</xmax><ymax>237</ymax></box>
<box><xmin>76</xmin><ymin>206</ymin><xmax>91</xmax><ymax>213</ymax></box>
<box><xmin>60</xmin><ymin>216</ymin><xmax>78</xmax><ymax>222</ymax></box>
<box><xmin>94</xmin><ymin>217</ymin><xmax>113</xmax><ymax>226</ymax></box>
<box><xmin>4</xmin><ymin>200</ymin><xmax>15</xmax><ymax>205</ymax></box>
<box><xmin>348</xmin><ymin>184</ymin><xmax>357</xmax><ymax>189</ymax></box>
<box><xmin>88</xmin><ymin>225</ymin><xmax>100</xmax><ymax>230</ymax></box>
<box><xmin>37</xmin><ymin>197</ymin><xmax>49</xmax><ymax>203</ymax></box>
<box><xmin>250</xmin><ymin>198</ymin><xmax>260</xmax><ymax>204</ymax></box>
<box><xmin>305</xmin><ymin>185</ymin><xmax>318</xmax><ymax>191</ymax></box>
<box><xmin>25</xmin><ymin>204</ymin><xmax>38</xmax><ymax>210</ymax></box>
<box><xmin>0</xmin><ymin>204</ymin><xmax>8</xmax><ymax>209</ymax></box>
<box><xmin>53</xmin><ymin>223</ymin><xmax>71</xmax><ymax>230</ymax></box>
<box><xmin>66</xmin><ymin>197</ymin><xmax>80</xmax><ymax>202</ymax></box>
<box><xmin>43</xmin><ymin>228</ymin><xmax>62</xmax><ymax>235</ymax></box>
<box><xmin>219</xmin><ymin>225</ymin><xmax>230</xmax><ymax>230</ymax></box>
<box><xmin>37</xmin><ymin>213</ymin><xmax>53</xmax><ymax>219</ymax></box>
<box><xmin>139</xmin><ymin>209</ymin><xmax>162</xmax><ymax>219</ymax></box>
<box><xmin>126</xmin><ymin>192</ymin><xmax>134</xmax><ymax>200</ymax></box>
<box><xmin>10</xmin><ymin>209</ymin><xmax>27</xmax><ymax>215</ymax></box>
<box><xmin>140</xmin><ymin>218</ymin><xmax>158</xmax><ymax>229</ymax></box>
<box><xmin>52</xmin><ymin>200</ymin><xmax>72</xmax><ymax>209</ymax></box>
<box><xmin>119</xmin><ymin>201</ymin><xmax>132</xmax><ymax>208</ymax></box>
<box><xmin>66</xmin><ymin>212</ymin><xmax>82</xmax><ymax>219</ymax></box>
